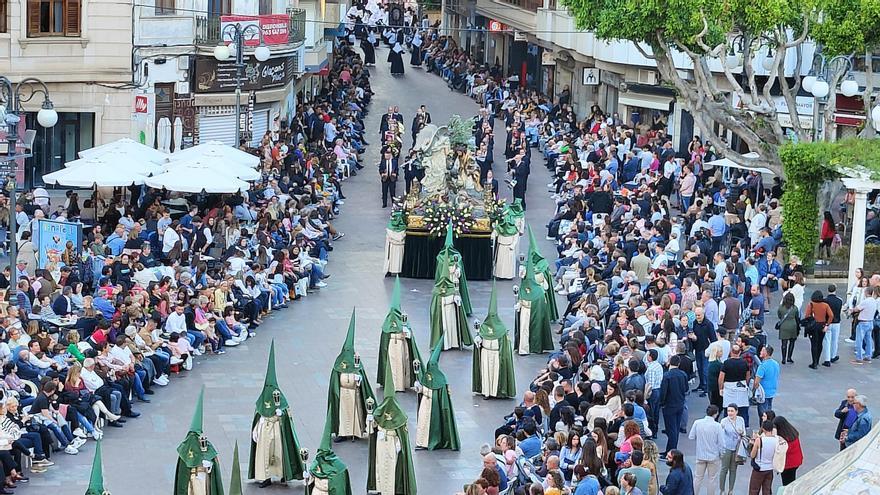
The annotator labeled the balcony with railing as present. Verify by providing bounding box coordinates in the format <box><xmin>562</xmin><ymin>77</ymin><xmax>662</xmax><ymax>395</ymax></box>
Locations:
<box><xmin>194</xmin><ymin>8</ymin><xmax>306</xmax><ymax>48</ymax></box>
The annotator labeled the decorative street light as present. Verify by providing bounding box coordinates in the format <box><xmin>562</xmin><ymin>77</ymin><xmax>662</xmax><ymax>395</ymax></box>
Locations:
<box><xmin>0</xmin><ymin>77</ymin><xmax>57</xmax><ymax>311</ymax></box>
<box><xmin>213</xmin><ymin>23</ymin><xmax>272</xmax><ymax>148</ymax></box>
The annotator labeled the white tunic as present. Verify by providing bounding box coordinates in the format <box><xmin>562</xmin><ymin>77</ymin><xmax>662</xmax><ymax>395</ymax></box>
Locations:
<box><xmin>311</xmin><ymin>477</ymin><xmax>331</xmax><ymax>495</ymax></box>
<box><xmin>187</xmin><ymin>467</ymin><xmax>212</xmax><ymax>495</ymax></box>
<box><xmin>383</xmin><ymin>229</ymin><xmax>406</xmax><ymax>275</ymax></box>
<box><xmin>252</xmin><ymin>416</ymin><xmax>284</xmax><ymax>480</ymax></box>
<box><xmin>480</xmin><ymin>338</ymin><xmax>501</xmax><ymax>397</ymax></box>
<box><xmin>440</xmin><ymin>295</ymin><xmax>461</xmax><ymax>350</ymax></box>
<box><xmin>517</xmin><ymin>300</ymin><xmax>532</xmax><ymax>355</ymax></box>
<box><xmin>387</xmin><ymin>333</ymin><xmax>411</xmax><ymax>392</ymax></box>
<box><xmin>493</xmin><ymin>234</ymin><xmax>518</xmax><ymax>280</ymax></box>
<box><xmin>415</xmin><ymin>388</ymin><xmax>433</xmax><ymax>448</ymax></box>
<box><xmin>338</xmin><ymin>373</ymin><xmax>366</xmax><ymax>438</ymax></box>
<box><xmin>374</xmin><ymin>428</ymin><xmax>400</xmax><ymax>495</ymax></box>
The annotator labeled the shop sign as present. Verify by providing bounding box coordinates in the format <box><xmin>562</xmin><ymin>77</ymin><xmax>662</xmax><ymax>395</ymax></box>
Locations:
<box><xmin>194</xmin><ymin>56</ymin><xmax>294</xmax><ymax>93</ymax></box>
<box><xmin>221</xmin><ymin>15</ymin><xmax>289</xmax><ymax>46</ymax></box>
<box><xmin>488</xmin><ymin>20</ymin><xmax>504</xmax><ymax>32</ymax></box>
<box><xmin>582</xmin><ymin>67</ymin><xmax>600</xmax><ymax>86</ymax></box>
<box><xmin>778</xmin><ymin>113</ymin><xmax>814</xmax><ymax>130</ymax></box>
<box><xmin>732</xmin><ymin>93</ymin><xmax>814</xmax><ymax>116</ymax></box>
<box><xmin>514</xmin><ymin>31</ymin><xmax>527</xmax><ymax>42</ymax></box>
<box><xmin>134</xmin><ymin>95</ymin><xmax>149</xmax><ymax>113</ymax></box>
<box><xmin>541</xmin><ymin>51</ymin><xmax>556</xmax><ymax>66</ymax></box>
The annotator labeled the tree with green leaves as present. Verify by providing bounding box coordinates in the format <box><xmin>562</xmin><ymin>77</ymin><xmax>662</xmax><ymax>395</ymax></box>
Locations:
<box><xmin>561</xmin><ymin>0</ymin><xmax>880</xmax><ymax>177</ymax></box>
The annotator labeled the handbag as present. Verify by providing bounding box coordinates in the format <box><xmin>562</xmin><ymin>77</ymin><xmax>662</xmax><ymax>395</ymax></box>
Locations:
<box><xmin>750</xmin><ymin>436</ymin><xmax>762</xmax><ymax>471</ymax></box>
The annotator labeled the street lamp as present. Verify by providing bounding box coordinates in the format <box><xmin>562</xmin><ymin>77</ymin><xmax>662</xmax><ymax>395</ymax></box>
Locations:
<box><xmin>213</xmin><ymin>23</ymin><xmax>272</xmax><ymax>148</ymax></box>
<box><xmin>0</xmin><ymin>77</ymin><xmax>57</xmax><ymax>311</ymax></box>
<box><xmin>802</xmin><ymin>54</ymin><xmax>853</xmax><ymax>140</ymax></box>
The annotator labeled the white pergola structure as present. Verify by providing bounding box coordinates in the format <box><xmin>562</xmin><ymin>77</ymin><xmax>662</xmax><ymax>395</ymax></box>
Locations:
<box><xmin>842</xmin><ymin>176</ymin><xmax>880</xmax><ymax>290</ymax></box>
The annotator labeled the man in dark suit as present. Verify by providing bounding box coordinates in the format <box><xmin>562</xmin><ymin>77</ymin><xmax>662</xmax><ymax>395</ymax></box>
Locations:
<box><xmin>834</xmin><ymin>389</ymin><xmax>858</xmax><ymax>451</ymax></box>
<box><xmin>690</xmin><ymin>307</ymin><xmax>717</xmax><ymax>396</ymax></box>
<box><xmin>378</xmin><ymin>148</ymin><xmax>398</xmax><ymax>208</ymax></box>
<box><xmin>660</xmin><ymin>354</ymin><xmax>689</xmax><ymax>454</ymax></box>
<box><xmin>379</xmin><ymin>107</ymin><xmax>395</xmax><ymax>137</ymax></box>
<box><xmin>510</xmin><ymin>150</ymin><xmax>529</xmax><ymax>210</ymax></box>
<box><xmin>52</xmin><ymin>286</ymin><xmax>75</xmax><ymax>317</ymax></box>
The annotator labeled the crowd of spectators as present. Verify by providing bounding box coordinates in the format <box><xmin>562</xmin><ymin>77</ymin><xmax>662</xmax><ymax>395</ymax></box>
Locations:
<box><xmin>421</xmin><ymin>46</ymin><xmax>843</xmax><ymax>495</ymax></box>
<box><xmin>0</xmin><ymin>39</ymin><xmax>373</xmax><ymax>492</ymax></box>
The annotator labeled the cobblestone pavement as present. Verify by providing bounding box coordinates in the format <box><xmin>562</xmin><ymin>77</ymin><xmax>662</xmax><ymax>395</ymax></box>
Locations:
<box><xmin>28</xmin><ymin>47</ymin><xmax>876</xmax><ymax>494</ymax></box>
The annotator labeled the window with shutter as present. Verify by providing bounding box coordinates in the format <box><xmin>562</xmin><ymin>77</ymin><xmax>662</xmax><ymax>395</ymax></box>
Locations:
<box><xmin>0</xmin><ymin>0</ymin><xmax>8</xmax><ymax>33</ymax></box>
<box><xmin>63</xmin><ymin>0</ymin><xmax>80</xmax><ymax>36</ymax></box>
<box><xmin>27</xmin><ymin>0</ymin><xmax>41</xmax><ymax>36</ymax></box>
<box><xmin>155</xmin><ymin>0</ymin><xmax>175</xmax><ymax>15</ymax></box>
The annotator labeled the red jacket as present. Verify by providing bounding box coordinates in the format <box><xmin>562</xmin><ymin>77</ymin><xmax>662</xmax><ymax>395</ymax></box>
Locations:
<box><xmin>785</xmin><ymin>437</ymin><xmax>804</xmax><ymax>470</ymax></box>
<box><xmin>821</xmin><ymin>219</ymin><xmax>835</xmax><ymax>240</ymax></box>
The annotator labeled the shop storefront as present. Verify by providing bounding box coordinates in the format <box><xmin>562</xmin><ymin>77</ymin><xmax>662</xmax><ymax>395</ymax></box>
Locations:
<box><xmin>833</xmin><ymin>94</ymin><xmax>866</xmax><ymax>140</ymax></box>
<box><xmin>618</xmin><ymin>85</ymin><xmax>674</xmax><ymax>145</ymax></box>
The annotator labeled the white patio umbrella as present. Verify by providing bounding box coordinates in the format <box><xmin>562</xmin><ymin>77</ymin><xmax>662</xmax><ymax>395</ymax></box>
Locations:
<box><xmin>704</xmin><ymin>152</ymin><xmax>775</xmax><ymax>175</ymax></box>
<box><xmin>79</xmin><ymin>137</ymin><xmax>168</xmax><ymax>164</ymax></box>
<box><xmin>63</xmin><ymin>150</ymin><xmax>164</xmax><ymax>177</ymax></box>
<box><xmin>164</xmin><ymin>153</ymin><xmax>261</xmax><ymax>181</ymax></box>
<box><xmin>168</xmin><ymin>140</ymin><xmax>260</xmax><ymax>168</ymax></box>
<box><xmin>157</xmin><ymin>117</ymin><xmax>172</xmax><ymax>154</ymax></box>
<box><xmin>42</xmin><ymin>155</ymin><xmax>148</xmax><ymax>187</ymax></box>
<box><xmin>145</xmin><ymin>160</ymin><xmax>250</xmax><ymax>193</ymax></box>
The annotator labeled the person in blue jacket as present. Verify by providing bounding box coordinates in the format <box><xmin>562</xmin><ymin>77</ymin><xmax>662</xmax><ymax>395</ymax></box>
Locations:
<box><xmin>660</xmin><ymin>449</ymin><xmax>694</xmax><ymax>495</ymax></box>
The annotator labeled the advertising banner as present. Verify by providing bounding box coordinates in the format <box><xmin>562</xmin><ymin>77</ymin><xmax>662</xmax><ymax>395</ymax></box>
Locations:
<box><xmin>36</xmin><ymin>219</ymin><xmax>83</xmax><ymax>269</ymax></box>
<box><xmin>221</xmin><ymin>15</ymin><xmax>289</xmax><ymax>46</ymax></box>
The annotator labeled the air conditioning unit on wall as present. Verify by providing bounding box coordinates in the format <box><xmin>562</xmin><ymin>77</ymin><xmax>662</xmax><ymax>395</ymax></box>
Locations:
<box><xmin>637</xmin><ymin>69</ymin><xmax>659</xmax><ymax>85</ymax></box>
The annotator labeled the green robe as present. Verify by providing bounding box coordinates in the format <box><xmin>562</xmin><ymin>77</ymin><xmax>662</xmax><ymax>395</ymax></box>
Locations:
<box><xmin>429</xmin><ymin>249</ymin><xmax>473</xmax><ymax>350</ymax></box>
<box><xmin>328</xmin><ymin>310</ymin><xmax>377</xmax><ymax>437</ymax></box>
<box><xmin>174</xmin><ymin>390</ymin><xmax>224</xmax><ymax>495</ymax></box>
<box><xmin>419</xmin><ymin>343</ymin><xmax>460</xmax><ymax>450</ymax></box>
<box><xmin>526</xmin><ymin>225</ymin><xmax>559</xmax><ymax>320</ymax></box>
<box><xmin>514</xmin><ymin>253</ymin><xmax>554</xmax><ymax>354</ymax></box>
<box><xmin>436</xmin><ymin>226</ymin><xmax>473</xmax><ymax>315</ymax></box>
<box><xmin>472</xmin><ymin>282</ymin><xmax>517</xmax><ymax>399</ymax></box>
<box><xmin>309</xmin><ymin>411</ymin><xmax>353</xmax><ymax>495</ymax></box>
<box><xmin>377</xmin><ymin>284</ymin><xmax>424</xmax><ymax>390</ymax></box>
<box><xmin>367</xmin><ymin>355</ymin><xmax>417</xmax><ymax>495</ymax></box>
<box><xmin>249</xmin><ymin>340</ymin><xmax>305</xmax><ymax>481</ymax></box>
<box><xmin>174</xmin><ymin>457</ymin><xmax>224</xmax><ymax>495</ymax></box>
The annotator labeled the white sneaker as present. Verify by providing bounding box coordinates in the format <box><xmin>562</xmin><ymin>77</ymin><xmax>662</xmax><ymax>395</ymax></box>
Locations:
<box><xmin>234</xmin><ymin>334</ymin><xmax>247</xmax><ymax>342</ymax></box>
<box><xmin>154</xmin><ymin>375</ymin><xmax>169</xmax><ymax>386</ymax></box>
<box><xmin>224</xmin><ymin>339</ymin><xmax>240</xmax><ymax>347</ymax></box>
<box><xmin>845</xmin><ymin>338</ymin><xmax>855</xmax><ymax>343</ymax></box>
<box><xmin>170</xmin><ymin>356</ymin><xmax>183</xmax><ymax>365</ymax></box>
<box><xmin>316</xmin><ymin>281</ymin><xmax>328</xmax><ymax>288</ymax></box>
<box><xmin>183</xmin><ymin>359</ymin><xmax>193</xmax><ymax>371</ymax></box>
<box><xmin>192</xmin><ymin>348</ymin><xmax>203</xmax><ymax>356</ymax></box>
<box><xmin>71</xmin><ymin>437</ymin><xmax>87</xmax><ymax>449</ymax></box>
<box><xmin>92</xmin><ymin>429</ymin><xmax>103</xmax><ymax>440</ymax></box>
<box><xmin>64</xmin><ymin>445</ymin><xmax>79</xmax><ymax>455</ymax></box>
<box><xmin>73</xmin><ymin>428</ymin><xmax>87</xmax><ymax>439</ymax></box>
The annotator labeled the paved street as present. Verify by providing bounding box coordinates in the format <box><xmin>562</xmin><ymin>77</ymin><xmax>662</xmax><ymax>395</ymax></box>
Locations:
<box><xmin>29</xmin><ymin>46</ymin><xmax>878</xmax><ymax>494</ymax></box>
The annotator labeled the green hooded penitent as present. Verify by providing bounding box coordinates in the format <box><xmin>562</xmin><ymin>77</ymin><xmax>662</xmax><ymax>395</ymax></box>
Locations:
<box><xmin>514</xmin><ymin>249</ymin><xmax>554</xmax><ymax>354</ymax></box>
<box><xmin>174</xmin><ymin>388</ymin><xmax>224</xmax><ymax>495</ymax></box>
<box><xmin>435</xmin><ymin>223</ymin><xmax>473</xmax><ymax>315</ymax></box>
<box><xmin>494</xmin><ymin>205</ymin><xmax>520</xmax><ymax>237</ymax></box>
<box><xmin>472</xmin><ymin>281</ymin><xmax>517</xmax><ymax>398</ymax></box>
<box><xmin>229</xmin><ymin>442</ymin><xmax>243</xmax><ymax>495</ymax></box>
<box><xmin>508</xmin><ymin>198</ymin><xmax>525</xmax><ymax>221</ymax></box>
<box><xmin>248</xmin><ymin>340</ymin><xmax>305</xmax><ymax>482</ymax></box>
<box><xmin>377</xmin><ymin>276</ymin><xmax>424</xmax><ymax>390</ymax></box>
<box><xmin>387</xmin><ymin>209</ymin><xmax>408</xmax><ymax>232</ymax></box>
<box><xmin>307</xmin><ymin>411</ymin><xmax>353</xmax><ymax>495</ymax></box>
<box><xmin>418</xmin><ymin>341</ymin><xmax>460</xmax><ymax>450</ymax></box>
<box><xmin>85</xmin><ymin>440</ymin><xmax>107</xmax><ymax>495</ymax></box>
<box><xmin>429</xmin><ymin>248</ymin><xmax>473</xmax><ymax>350</ymax></box>
<box><xmin>526</xmin><ymin>225</ymin><xmax>559</xmax><ymax>320</ymax></box>
<box><xmin>327</xmin><ymin>309</ymin><xmax>376</xmax><ymax>437</ymax></box>
<box><xmin>367</xmin><ymin>353</ymin><xmax>417</xmax><ymax>495</ymax></box>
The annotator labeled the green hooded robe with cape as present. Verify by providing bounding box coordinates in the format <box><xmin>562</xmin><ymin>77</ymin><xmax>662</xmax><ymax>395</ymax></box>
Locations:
<box><xmin>514</xmin><ymin>252</ymin><xmax>554</xmax><ymax>354</ymax></box>
<box><xmin>307</xmin><ymin>411</ymin><xmax>353</xmax><ymax>495</ymax></box>
<box><xmin>429</xmin><ymin>249</ymin><xmax>473</xmax><ymax>350</ymax></box>
<box><xmin>417</xmin><ymin>342</ymin><xmax>460</xmax><ymax>450</ymax></box>
<box><xmin>367</xmin><ymin>354</ymin><xmax>417</xmax><ymax>495</ymax></box>
<box><xmin>526</xmin><ymin>225</ymin><xmax>559</xmax><ymax>320</ymax></box>
<box><xmin>435</xmin><ymin>224</ymin><xmax>472</xmax><ymax>315</ymax></box>
<box><xmin>248</xmin><ymin>340</ymin><xmax>305</xmax><ymax>482</ymax></box>
<box><xmin>327</xmin><ymin>309</ymin><xmax>376</xmax><ymax>438</ymax></box>
<box><xmin>174</xmin><ymin>388</ymin><xmax>225</xmax><ymax>495</ymax></box>
<box><xmin>377</xmin><ymin>276</ymin><xmax>424</xmax><ymax>391</ymax></box>
<box><xmin>472</xmin><ymin>281</ymin><xmax>517</xmax><ymax>398</ymax></box>
<box><xmin>85</xmin><ymin>440</ymin><xmax>107</xmax><ymax>495</ymax></box>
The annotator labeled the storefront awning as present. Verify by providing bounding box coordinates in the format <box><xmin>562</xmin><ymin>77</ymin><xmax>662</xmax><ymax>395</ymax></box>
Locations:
<box><xmin>619</xmin><ymin>93</ymin><xmax>673</xmax><ymax>112</ymax></box>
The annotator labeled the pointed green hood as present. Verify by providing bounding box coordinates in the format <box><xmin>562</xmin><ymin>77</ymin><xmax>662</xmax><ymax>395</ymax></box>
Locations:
<box><xmin>443</xmin><ymin>220</ymin><xmax>454</xmax><ymax>248</ymax></box>
<box><xmin>421</xmin><ymin>341</ymin><xmax>448</xmax><ymax>389</ymax></box>
<box><xmin>495</xmin><ymin>206</ymin><xmax>519</xmax><ymax>236</ymax></box>
<box><xmin>256</xmin><ymin>340</ymin><xmax>289</xmax><ymax>417</ymax></box>
<box><xmin>381</xmin><ymin>277</ymin><xmax>407</xmax><ymax>334</ymax></box>
<box><xmin>333</xmin><ymin>309</ymin><xmax>360</xmax><ymax>373</ymax></box>
<box><xmin>480</xmin><ymin>281</ymin><xmax>509</xmax><ymax>340</ymax></box>
<box><xmin>311</xmin><ymin>411</ymin><xmax>349</xmax><ymax>480</ymax></box>
<box><xmin>519</xmin><ymin>252</ymin><xmax>546</xmax><ymax>303</ymax></box>
<box><xmin>526</xmin><ymin>225</ymin><xmax>550</xmax><ymax>272</ymax></box>
<box><xmin>387</xmin><ymin>209</ymin><xmax>407</xmax><ymax>232</ymax></box>
<box><xmin>432</xmin><ymin>248</ymin><xmax>457</xmax><ymax>295</ymax></box>
<box><xmin>229</xmin><ymin>441</ymin><xmax>243</xmax><ymax>495</ymax></box>
<box><xmin>508</xmin><ymin>198</ymin><xmax>525</xmax><ymax>219</ymax></box>
<box><xmin>85</xmin><ymin>440</ymin><xmax>106</xmax><ymax>495</ymax></box>
<box><xmin>374</xmin><ymin>353</ymin><xmax>408</xmax><ymax>430</ymax></box>
<box><xmin>177</xmin><ymin>388</ymin><xmax>219</xmax><ymax>468</ymax></box>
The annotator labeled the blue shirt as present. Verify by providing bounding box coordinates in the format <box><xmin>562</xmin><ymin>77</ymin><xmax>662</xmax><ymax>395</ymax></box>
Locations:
<box><xmin>574</xmin><ymin>476</ymin><xmax>601</xmax><ymax>495</ymax></box>
<box><xmin>756</xmin><ymin>358</ymin><xmax>780</xmax><ymax>398</ymax></box>
<box><xmin>519</xmin><ymin>435</ymin><xmax>541</xmax><ymax>458</ymax></box>
<box><xmin>107</xmin><ymin>237</ymin><xmax>126</xmax><ymax>256</ymax></box>
<box><xmin>846</xmin><ymin>409</ymin><xmax>874</xmax><ymax>447</ymax></box>
<box><xmin>708</xmin><ymin>214</ymin><xmax>727</xmax><ymax>237</ymax></box>
<box><xmin>94</xmin><ymin>296</ymin><xmax>116</xmax><ymax>320</ymax></box>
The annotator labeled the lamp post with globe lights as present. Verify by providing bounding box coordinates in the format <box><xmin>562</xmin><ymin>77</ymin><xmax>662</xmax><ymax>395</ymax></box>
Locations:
<box><xmin>801</xmin><ymin>54</ymin><xmax>857</xmax><ymax>140</ymax></box>
<box><xmin>0</xmin><ymin>76</ymin><xmax>57</xmax><ymax>310</ymax></box>
<box><xmin>213</xmin><ymin>23</ymin><xmax>271</xmax><ymax>149</ymax></box>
